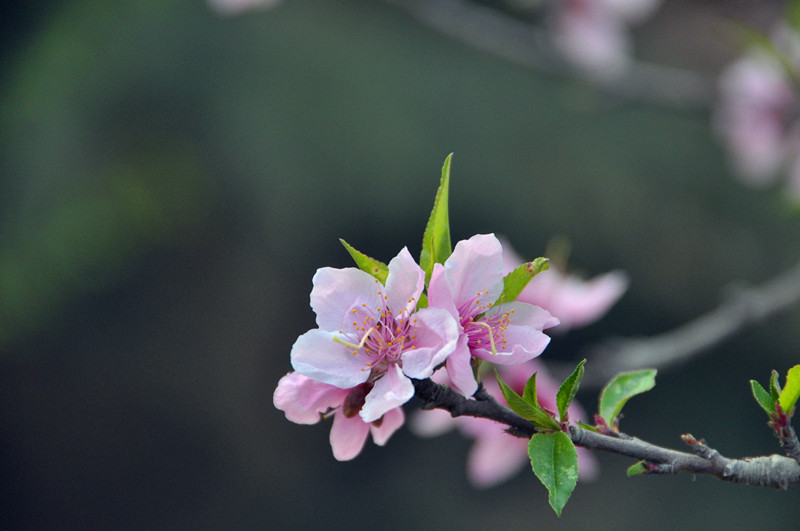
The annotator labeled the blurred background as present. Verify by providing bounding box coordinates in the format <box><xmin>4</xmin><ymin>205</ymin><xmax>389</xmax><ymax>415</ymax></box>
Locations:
<box><xmin>2</xmin><ymin>0</ymin><xmax>799</xmax><ymax>528</ymax></box>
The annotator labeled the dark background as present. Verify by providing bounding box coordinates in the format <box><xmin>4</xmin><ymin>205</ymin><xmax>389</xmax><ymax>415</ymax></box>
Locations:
<box><xmin>1</xmin><ymin>0</ymin><xmax>799</xmax><ymax>528</ymax></box>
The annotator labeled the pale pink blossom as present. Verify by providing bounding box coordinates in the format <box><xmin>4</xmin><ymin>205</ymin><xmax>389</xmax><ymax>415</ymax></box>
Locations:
<box><xmin>715</xmin><ymin>24</ymin><xmax>800</xmax><ymax>196</ymax></box>
<box><xmin>502</xmin><ymin>241</ymin><xmax>628</xmax><ymax>331</ymax></box>
<box><xmin>427</xmin><ymin>234</ymin><xmax>559</xmax><ymax>396</ymax></box>
<box><xmin>290</xmin><ymin>247</ymin><xmax>459</xmax><ymax>424</ymax></box>
<box><xmin>274</xmin><ymin>372</ymin><xmax>404</xmax><ymax>460</ymax></box>
<box><xmin>552</xmin><ymin>0</ymin><xmax>661</xmax><ymax>78</ymax></box>
<box><xmin>410</xmin><ymin>361</ymin><xmax>598</xmax><ymax>488</ymax></box>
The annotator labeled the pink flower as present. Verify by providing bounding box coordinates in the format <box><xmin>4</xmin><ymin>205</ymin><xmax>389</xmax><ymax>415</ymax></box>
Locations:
<box><xmin>552</xmin><ymin>0</ymin><xmax>661</xmax><ymax>78</ymax></box>
<box><xmin>274</xmin><ymin>372</ymin><xmax>405</xmax><ymax>460</ymax></box>
<box><xmin>502</xmin><ymin>241</ymin><xmax>628</xmax><ymax>331</ymax></box>
<box><xmin>411</xmin><ymin>361</ymin><xmax>598</xmax><ymax>488</ymax></box>
<box><xmin>427</xmin><ymin>234</ymin><xmax>559</xmax><ymax>396</ymax></box>
<box><xmin>715</xmin><ymin>24</ymin><xmax>800</xmax><ymax>196</ymax></box>
<box><xmin>290</xmin><ymin>247</ymin><xmax>459</xmax><ymax>424</ymax></box>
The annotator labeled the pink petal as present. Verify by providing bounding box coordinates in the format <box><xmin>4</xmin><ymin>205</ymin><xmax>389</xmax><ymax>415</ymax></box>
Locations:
<box><xmin>329</xmin><ymin>411</ymin><xmax>371</xmax><ymax>461</ymax></box>
<box><xmin>273</xmin><ymin>372</ymin><xmax>347</xmax><ymax>424</ymax></box>
<box><xmin>443</xmin><ymin>234</ymin><xmax>504</xmax><ymax>308</ymax></box>
<box><xmin>385</xmin><ymin>247</ymin><xmax>425</xmax><ymax>317</ymax></box>
<box><xmin>310</xmin><ymin>267</ymin><xmax>382</xmax><ymax>331</ymax></box>
<box><xmin>466</xmin><ymin>423</ymin><xmax>530</xmax><ymax>489</ymax></box>
<box><xmin>291</xmin><ymin>329</ymin><xmax>370</xmax><ymax>389</ymax></box>
<box><xmin>427</xmin><ymin>263</ymin><xmax>460</xmax><ymax>321</ymax></box>
<box><xmin>445</xmin><ymin>335</ymin><xmax>478</xmax><ymax>396</ymax></box>
<box><xmin>408</xmin><ymin>407</ymin><xmax>458</xmax><ymax>438</ymax></box>
<box><xmin>360</xmin><ymin>364</ymin><xmax>415</xmax><ymax>423</ymax></box>
<box><xmin>370</xmin><ymin>407</ymin><xmax>405</xmax><ymax>446</ymax></box>
<box><xmin>400</xmin><ymin>307</ymin><xmax>459</xmax><ymax>379</ymax></box>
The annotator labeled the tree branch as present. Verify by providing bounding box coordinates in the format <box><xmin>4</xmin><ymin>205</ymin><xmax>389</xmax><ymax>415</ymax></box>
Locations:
<box><xmin>563</xmin><ymin>259</ymin><xmax>800</xmax><ymax>389</ymax></box>
<box><xmin>382</xmin><ymin>0</ymin><xmax>715</xmax><ymax>111</ymax></box>
<box><xmin>413</xmin><ymin>377</ymin><xmax>800</xmax><ymax>489</ymax></box>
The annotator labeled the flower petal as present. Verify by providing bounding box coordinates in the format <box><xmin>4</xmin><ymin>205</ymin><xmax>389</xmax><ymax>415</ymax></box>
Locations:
<box><xmin>445</xmin><ymin>335</ymin><xmax>478</xmax><ymax>396</ymax></box>
<box><xmin>443</xmin><ymin>234</ymin><xmax>504</xmax><ymax>308</ymax></box>
<box><xmin>360</xmin><ymin>364</ymin><xmax>415</xmax><ymax>423</ymax></box>
<box><xmin>329</xmin><ymin>411</ymin><xmax>371</xmax><ymax>461</ymax></box>
<box><xmin>427</xmin><ymin>263</ymin><xmax>460</xmax><ymax>321</ymax></box>
<box><xmin>400</xmin><ymin>307</ymin><xmax>459</xmax><ymax>379</ymax></box>
<box><xmin>370</xmin><ymin>406</ymin><xmax>405</xmax><ymax>446</ymax></box>
<box><xmin>291</xmin><ymin>329</ymin><xmax>370</xmax><ymax>389</ymax></box>
<box><xmin>466</xmin><ymin>422</ymin><xmax>530</xmax><ymax>489</ymax></box>
<box><xmin>472</xmin><ymin>302</ymin><xmax>556</xmax><ymax>364</ymax></box>
<box><xmin>384</xmin><ymin>247</ymin><xmax>425</xmax><ymax>317</ymax></box>
<box><xmin>310</xmin><ymin>267</ymin><xmax>382</xmax><ymax>331</ymax></box>
<box><xmin>409</xmin><ymin>407</ymin><xmax>458</xmax><ymax>438</ymax></box>
<box><xmin>273</xmin><ymin>372</ymin><xmax>347</xmax><ymax>424</ymax></box>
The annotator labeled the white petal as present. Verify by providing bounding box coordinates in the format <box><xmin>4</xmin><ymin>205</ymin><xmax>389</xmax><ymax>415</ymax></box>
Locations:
<box><xmin>310</xmin><ymin>267</ymin><xmax>382</xmax><ymax>331</ymax></box>
<box><xmin>291</xmin><ymin>329</ymin><xmax>369</xmax><ymax>389</ymax></box>
<box><xmin>385</xmin><ymin>247</ymin><xmax>425</xmax><ymax>316</ymax></box>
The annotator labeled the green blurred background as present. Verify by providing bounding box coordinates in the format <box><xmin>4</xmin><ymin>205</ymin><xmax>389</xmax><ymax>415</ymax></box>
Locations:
<box><xmin>2</xmin><ymin>0</ymin><xmax>799</xmax><ymax>528</ymax></box>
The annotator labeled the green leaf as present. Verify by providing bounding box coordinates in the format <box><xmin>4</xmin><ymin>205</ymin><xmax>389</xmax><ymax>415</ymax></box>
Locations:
<box><xmin>770</xmin><ymin>369</ymin><xmax>782</xmax><ymax>403</ymax></box>
<box><xmin>779</xmin><ymin>365</ymin><xmax>800</xmax><ymax>414</ymax></box>
<box><xmin>598</xmin><ymin>369</ymin><xmax>657</xmax><ymax>426</ymax></box>
<box><xmin>496</xmin><ymin>257</ymin><xmax>550</xmax><ymax>304</ymax></box>
<box><xmin>528</xmin><ymin>432</ymin><xmax>578</xmax><ymax>517</ymax></box>
<box><xmin>626</xmin><ymin>461</ymin><xmax>649</xmax><ymax>477</ymax></box>
<box><xmin>339</xmin><ymin>239</ymin><xmax>389</xmax><ymax>284</ymax></box>
<box><xmin>419</xmin><ymin>154</ymin><xmax>453</xmax><ymax>284</ymax></box>
<box><xmin>556</xmin><ymin>359</ymin><xmax>586</xmax><ymax>422</ymax></box>
<box><xmin>497</xmin><ymin>372</ymin><xmax>561</xmax><ymax>432</ymax></box>
<box><xmin>751</xmin><ymin>379</ymin><xmax>776</xmax><ymax>416</ymax></box>
<box><xmin>522</xmin><ymin>371</ymin><xmax>540</xmax><ymax>408</ymax></box>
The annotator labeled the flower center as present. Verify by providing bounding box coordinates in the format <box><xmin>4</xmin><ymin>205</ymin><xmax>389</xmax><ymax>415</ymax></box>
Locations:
<box><xmin>460</xmin><ymin>290</ymin><xmax>514</xmax><ymax>355</ymax></box>
<box><xmin>335</xmin><ymin>285</ymin><xmax>419</xmax><ymax>375</ymax></box>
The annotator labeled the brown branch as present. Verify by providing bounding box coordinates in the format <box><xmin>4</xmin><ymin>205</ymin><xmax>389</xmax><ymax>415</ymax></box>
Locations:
<box><xmin>412</xmin><ymin>377</ymin><xmax>800</xmax><ymax>489</ymax></box>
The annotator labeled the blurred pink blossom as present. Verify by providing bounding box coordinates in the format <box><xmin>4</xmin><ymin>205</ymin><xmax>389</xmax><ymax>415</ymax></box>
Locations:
<box><xmin>552</xmin><ymin>0</ymin><xmax>662</xmax><ymax>77</ymax></box>
<box><xmin>502</xmin><ymin>241</ymin><xmax>628</xmax><ymax>331</ymax></box>
<box><xmin>715</xmin><ymin>24</ymin><xmax>800</xmax><ymax>196</ymax></box>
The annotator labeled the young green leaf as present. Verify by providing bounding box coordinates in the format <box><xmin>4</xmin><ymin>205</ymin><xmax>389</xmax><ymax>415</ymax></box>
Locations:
<box><xmin>522</xmin><ymin>372</ymin><xmax>540</xmax><ymax>408</ymax></box>
<box><xmin>556</xmin><ymin>359</ymin><xmax>586</xmax><ymax>422</ymax></box>
<box><xmin>497</xmin><ymin>372</ymin><xmax>561</xmax><ymax>431</ymax></box>
<box><xmin>779</xmin><ymin>365</ymin><xmax>800</xmax><ymax>415</ymax></box>
<box><xmin>340</xmin><ymin>239</ymin><xmax>389</xmax><ymax>284</ymax></box>
<box><xmin>528</xmin><ymin>432</ymin><xmax>578</xmax><ymax>517</ymax></box>
<box><xmin>751</xmin><ymin>379</ymin><xmax>777</xmax><ymax>416</ymax></box>
<box><xmin>770</xmin><ymin>369</ymin><xmax>782</xmax><ymax>403</ymax></box>
<box><xmin>419</xmin><ymin>154</ymin><xmax>453</xmax><ymax>283</ymax></box>
<box><xmin>496</xmin><ymin>257</ymin><xmax>550</xmax><ymax>304</ymax></box>
<box><xmin>598</xmin><ymin>369</ymin><xmax>657</xmax><ymax>427</ymax></box>
<box><xmin>626</xmin><ymin>461</ymin><xmax>649</xmax><ymax>477</ymax></box>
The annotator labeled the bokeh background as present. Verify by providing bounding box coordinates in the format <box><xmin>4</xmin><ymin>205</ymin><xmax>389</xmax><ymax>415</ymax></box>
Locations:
<box><xmin>2</xmin><ymin>0</ymin><xmax>799</xmax><ymax>528</ymax></box>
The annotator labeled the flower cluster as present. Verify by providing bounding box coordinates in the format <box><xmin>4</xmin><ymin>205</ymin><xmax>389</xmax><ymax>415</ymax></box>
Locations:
<box><xmin>715</xmin><ymin>23</ymin><xmax>800</xmax><ymax>198</ymax></box>
<box><xmin>274</xmin><ymin>234</ymin><xmax>558</xmax><ymax>460</ymax></box>
<box><xmin>411</xmin><ymin>241</ymin><xmax>627</xmax><ymax>487</ymax></box>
